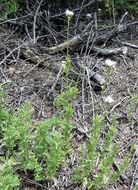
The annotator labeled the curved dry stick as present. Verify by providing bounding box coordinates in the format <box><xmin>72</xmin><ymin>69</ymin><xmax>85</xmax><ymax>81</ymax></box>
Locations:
<box><xmin>41</xmin><ymin>21</ymin><xmax>94</xmax><ymax>54</ymax></box>
<box><xmin>42</xmin><ymin>20</ymin><xmax>138</xmax><ymax>55</ymax></box>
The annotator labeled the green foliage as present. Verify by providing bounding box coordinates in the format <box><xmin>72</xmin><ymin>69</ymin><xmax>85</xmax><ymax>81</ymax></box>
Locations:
<box><xmin>73</xmin><ymin>114</ymin><xmax>130</xmax><ymax>190</ymax></box>
<box><xmin>115</xmin><ymin>0</ymin><xmax>138</xmax><ymax>14</ymax></box>
<box><xmin>0</xmin><ymin>0</ymin><xmax>20</xmax><ymax>20</ymax></box>
<box><xmin>0</xmin><ymin>83</ymin><xmax>77</xmax><ymax>183</ymax></box>
<box><xmin>0</xmin><ymin>72</ymin><xmax>133</xmax><ymax>189</ymax></box>
<box><xmin>2</xmin><ymin>102</ymin><xmax>31</xmax><ymax>155</ymax></box>
<box><xmin>93</xmin><ymin>0</ymin><xmax>138</xmax><ymax>28</ymax></box>
<box><xmin>127</xmin><ymin>95</ymin><xmax>138</xmax><ymax>121</ymax></box>
<box><xmin>102</xmin><ymin>0</ymin><xmax>138</xmax><ymax>16</ymax></box>
<box><xmin>73</xmin><ymin>114</ymin><xmax>103</xmax><ymax>183</ymax></box>
<box><xmin>0</xmin><ymin>7</ymin><xmax>134</xmax><ymax>189</ymax></box>
<box><xmin>34</xmin><ymin>118</ymin><xmax>65</xmax><ymax>179</ymax></box>
<box><xmin>109</xmin><ymin>154</ymin><xmax>130</xmax><ymax>184</ymax></box>
<box><xmin>0</xmin><ymin>87</ymin><xmax>8</xmax><ymax>132</ymax></box>
<box><xmin>0</xmin><ymin>13</ymin><xmax>78</xmax><ymax>186</ymax></box>
<box><xmin>135</xmin><ymin>184</ymin><xmax>138</xmax><ymax>190</ymax></box>
<box><xmin>24</xmin><ymin>152</ymin><xmax>43</xmax><ymax>181</ymax></box>
<box><xmin>0</xmin><ymin>158</ymin><xmax>20</xmax><ymax>190</ymax></box>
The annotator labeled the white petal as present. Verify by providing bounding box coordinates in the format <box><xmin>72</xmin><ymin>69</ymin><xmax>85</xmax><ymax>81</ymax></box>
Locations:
<box><xmin>86</xmin><ymin>13</ymin><xmax>92</xmax><ymax>18</ymax></box>
<box><xmin>98</xmin><ymin>8</ymin><xmax>102</xmax><ymax>12</ymax></box>
<box><xmin>122</xmin><ymin>46</ymin><xmax>128</xmax><ymax>55</ymax></box>
<box><xmin>103</xmin><ymin>95</ymin><xmax>114</xmax><ymax>104</ymax></box>
<box><xmin>105</xmin><ymin>59</ymin><xmax>116</xmax><ymax>68</ymax></box>
<box><xmin>65</xmin><ymin>10</ymin><xmax>74</xmax><ymax>17</ymax></box>
<box><xmin>61</xmin><ymin>61</ymin><xmax>66</xmax><ymax>68</ymax></box>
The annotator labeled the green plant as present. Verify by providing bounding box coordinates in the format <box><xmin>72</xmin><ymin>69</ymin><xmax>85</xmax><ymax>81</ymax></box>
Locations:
<box><xmin>73</xmin><ymin>114</ymin><xmax>131</xmax><ymax>190</ymax></box>
<box><xmin>0</xmin><ymin>158</ymin><xmax>20</xmax><ymax>190</ymax></box>
<box><xmin>2</xmin><ymin>102</ymin><xmax>32</xmax><ymax>156</ymax></box>
<box><xmin>0</xmin><ymin>87</ymin><xmax>9</xmax><ymax>132</ymax></box>
<box><xmin>33</xmin><ymin>118</ymin><xmax>65</xmax><ymax>179</ymax></box>
<box><xmin>115</xmin><ymin>0</ymin><xmax>138</xmax><ymax>15</ymax></box>
<box><xmin>0</xmin><ymin>10</ymin><xmax>78</xmax><ymax>185</ymax></box>
<box><xmin>24</xmin><ymin>152</ymin><xmax>43</xmax><ymax>181</ymax></box>
<box><xmin>135</xmin><ymin>184</ymin><xmax>138</xmax><ymax>190</ymax></box>
<box><xmin>0</xmin><ymin>0</ymin><xmax>20</xmax><ymax>20</ymax></box>
<box><xmin>127</xmin><ymin>95</ymin><xmax>138</xmax><ymax>121</ymax></box>
<box><xmin>0</xmin><ymin>6</ymin><xmax>134</xmax><ymax>189</ymax></box>
<box><xmin>0</xmin><ymin>86</ymin><xmax>77</xmax><ymax>181</ymax></box>
<box><xmin>55</xmin><ymin>86</ymin><xmax>77</xmax><ymax>150</ymax></box>
<box><xmin>73</xmin><ymin>114</ymin><xmax>103</xmax><ymax>183</ymax></box>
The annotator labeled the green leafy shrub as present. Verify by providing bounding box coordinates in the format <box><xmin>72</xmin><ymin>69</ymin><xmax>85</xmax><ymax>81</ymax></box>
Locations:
<box><xmin>0</xmin><ymin>158</ymin><xmax>20</xmax><ymax>190</ymax></box>
<box><xmin>33</xmin><ymin>118</ymin><xmax>66</xmax><ymax>179</ymax></box>
<box><xmin>0</xmin><ymin>7</ymin><xmax>134</xmax><ymax>189</ymax></box>
<box><xmin>0</xmin><ymin>0</ymin><xmax>20</xmax><ymax>20</ymax></box>
<box><xmin>73</xmin><ymin>114</ymin><xmax>131</xmax><ymax>190</ymax></box>
<box><xmin>127</xmin><ymin>95</ymin><xmax>138</xmax><ymax>121</ymax></box>
<box><xmin>0</xmin><ymin>84</ymin><xmax>77</xmax><ymax>183</ymax></box>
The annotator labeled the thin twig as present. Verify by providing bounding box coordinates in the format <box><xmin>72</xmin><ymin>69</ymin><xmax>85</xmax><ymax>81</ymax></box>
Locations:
<box><xmin>130</xmin><ymin>159</ymin><xmax>138</xmax><ymax>190</ymax></box>
<box><xmin>47</xmin><ymin>67</ymin><xmax>63</xmax><ymax>97</ymax></box>
<box><xmin>86</xmin><ymin>67</ymin><xmax>95</xmax><ymax>118</ymax></box>
<box><xmin>0</xmin><ymin>45</ymin><xmax>22</xmax><ymax>66</ymax></box>
<box><xmin>33</xmin><ymin>0</ymin><xmax>43</xmax><ymax>44</ymax></box>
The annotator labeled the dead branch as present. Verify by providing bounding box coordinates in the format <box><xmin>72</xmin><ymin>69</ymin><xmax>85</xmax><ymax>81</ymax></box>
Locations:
<box><xmin>20</xmin><ymin>48</ymin><xmax>60</xmax><ymax>73</ymax></box>
<box><xmin>20</xmin><ymin>47</ymin><xmax>105</xmax><ymax>86</ymax></box>
<box><xmin>41</xmin><ymin>20</ymin><xmax>138</xmax><ymax>55</ymax></box>
<box><xmin>92</xmin><ymin>46</ymin><xmax>125</xmax><ymax>55</ymax></box>
<box><xmin>40</xmin><ymin>21</ymin><xmax>94</xmax><ymax>54</ymax></box>
<box><xmin>117</xmin><ymin>41</ymin><xmax>138</xmax><ymax>49</ymax></box>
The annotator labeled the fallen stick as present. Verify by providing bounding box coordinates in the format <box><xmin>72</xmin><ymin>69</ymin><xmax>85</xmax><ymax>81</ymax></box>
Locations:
<box><xmin>117</xmin><ymin>41</ymin><xmax>138</xmax><ymax>49</ymax></box>
<box><xmin>20</xmin><ymin>47</ymin><xmax>105</xmax><ymax>86</ymax></box>
<box><xmin>40</xmin><ymin>21</ymin><xmax>94</xmax><ymax>54</ymax></box>
<box><xmin>92</xmin><ymin>46</ymin><xmax>125</xmax><ymax>55</ymax></box>
<box><xmin>41</xmin><ymin>20</ymin><xmax>138</xmax><ymax>55</ymax></box>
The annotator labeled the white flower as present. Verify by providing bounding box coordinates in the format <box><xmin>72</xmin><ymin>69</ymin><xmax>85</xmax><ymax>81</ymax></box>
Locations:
<box><xmin>103</xmin><ymin>95</ymin><xmax>114</xmax><ymax>104</ymax></box>
<box><xmin>134</xmin><ymin>144</ymin><xmax>138</xmax><ymax>157</ymax></box>
<box><xmin>103</xmin><ymin>175</ymin><xmax>109</xmax><ymax>184</ymax></box>
<box><xmin>100</xmin><ymin>78</ymin><xmax>105</xmax><ymax>85</ymax></box>
<box><xmin>86</xmin><ymin>13</ymin><xmax>92</xmax><ymax>18</ymax></box>
<box><xmin>98</xmin><ymin>8</ymin><xmax>102</xmax><ymax>12</ymax></box>
<box><xmin>105</xmin><ymin>59</ymin><xmax>116</xmax><ymax>68</ymax></box>
<box><xmin>65</xmin><ymin>9</ymin><xmax>74</xmax><ymax>17</ymax></box>
<box><xmin>61</xmin><ymin>61</ymin><xmax>66</xmax><ymax>68</ymax></box>
<box><xmin>122</xmin><ymin>46</ymin><xmax>128</xmax><ymax>55</ymax></box>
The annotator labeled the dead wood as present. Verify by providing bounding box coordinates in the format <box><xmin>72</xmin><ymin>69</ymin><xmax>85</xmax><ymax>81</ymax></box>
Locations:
<box><xmin>20</xmin><ymin>47</ymin><xmax>105</xmax><ymax>86</ymax></box>
<box><xmin>41</xmin><ymin>21</ymin><xmax>138</xmax><ymax>55</ymax></box>
<box><xmin>40</xmin><ymin>21</ymin><xmax>94</xmax><ymax>54</ymax></box>
<box><xmin>20</xmin><ymin>48</ymin><xmax>61</xmax><ymax>73</ymax></box>
<box><xmin>95</xmin><ymin>21</ymin><xmax>138</xmax><ymax>45</ymax></box>
<box><xmin>117</xmin><ymin>41</ymin><xmax>138</xmax><ymax>49</ymax></box>
<box><xmin>92</xmin><ymin>46</ymin><xmax>125</xmax><ymax>55</ymax></box>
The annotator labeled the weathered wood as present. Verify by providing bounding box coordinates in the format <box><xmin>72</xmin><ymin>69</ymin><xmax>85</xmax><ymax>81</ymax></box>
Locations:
<box><xmin>92</xmin><ymin>46</ymin><xmax>125</xmax><ymax>55</ymax></box>
<box><xmin>41</xmin><ymin>21</ymin><xmax>138</xmax><ymax>55</ymax></box>
<box><xmin>40</xmin><ymin>21</ymin><xmax>94</xmax><ymax>54</ymax></box>
<box><xmin>20</xmin><ymin>48</ymin><xmax>60</xmax><ymax>73</ymax></box>
<box><xmin>20</xmin><ymin>47</ymin><xmax>105</xmax><ymax>86</ymax></box>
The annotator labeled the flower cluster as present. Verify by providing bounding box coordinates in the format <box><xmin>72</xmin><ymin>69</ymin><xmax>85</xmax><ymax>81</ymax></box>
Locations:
<box><xmin>105</xmin><ymin>59</ymin><xmax>116</xmax><ymax>68</ymax></box>
<box><xmin>103</xmin><ymin>95</ymin><xmax>114</xmax><ymax>104</ymax></box>
<box><xmin>65</xmin><ymin>10</ymin><xmax>74</xmax><ymax>18</ymax></box>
